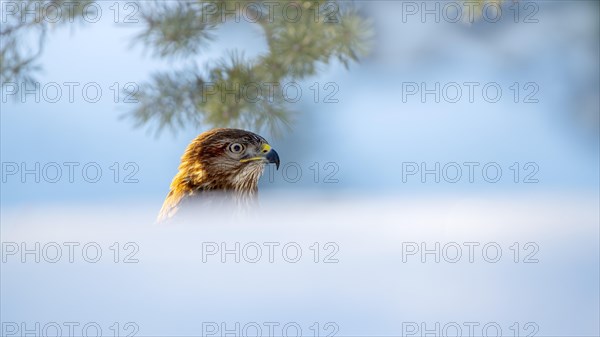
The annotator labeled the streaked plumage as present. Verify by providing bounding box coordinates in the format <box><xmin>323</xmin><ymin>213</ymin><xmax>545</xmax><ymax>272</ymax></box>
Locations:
<box><xmin>157</xmin><ymin>128</ymin><xmax>280</xmax><ymax>222</ymax></box>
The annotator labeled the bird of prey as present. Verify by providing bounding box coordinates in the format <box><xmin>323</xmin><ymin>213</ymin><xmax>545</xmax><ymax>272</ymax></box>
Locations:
<box><xmin>157</xmin><ymin>128</ymin><xmax>280</xmax><ymax>223</ymax></box>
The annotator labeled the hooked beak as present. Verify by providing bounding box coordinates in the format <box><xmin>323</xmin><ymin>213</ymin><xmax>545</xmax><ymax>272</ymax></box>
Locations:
<box><xmin>259</xmin><ymin>143</ymin><xmax>280</xmax><ymax>170</ymax></box>
<box><xmin>265</xmin><ymin>148</ymin><xmax>280</xmax><ymax>170</ymax></box>
<box><xmin>240</xmin><ymin>143</ymin><xmax>280</xmax><ymax>170</ymax></box>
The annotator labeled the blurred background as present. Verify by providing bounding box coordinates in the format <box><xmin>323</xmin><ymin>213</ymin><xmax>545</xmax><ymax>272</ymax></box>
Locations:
<box><xmin>1</xmin><ymin>1</ymin><xmax>599</xmax><ymax>336</ymax></box>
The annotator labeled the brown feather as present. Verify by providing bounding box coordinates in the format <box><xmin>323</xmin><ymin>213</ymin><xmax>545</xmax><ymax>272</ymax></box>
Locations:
<box><xmin>157</xmin><ymin>128</ymin><xmax>273</xmax><ymax>223</ymax></box>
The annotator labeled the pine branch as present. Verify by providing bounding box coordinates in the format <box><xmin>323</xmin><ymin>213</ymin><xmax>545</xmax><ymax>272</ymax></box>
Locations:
<box><xmin>128</xmin><ymin>0</ymin><xmax>373</xmax><ymax>135</ymax></box>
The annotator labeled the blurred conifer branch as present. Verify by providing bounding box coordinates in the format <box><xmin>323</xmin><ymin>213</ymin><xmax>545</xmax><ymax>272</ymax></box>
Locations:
<box><xmin>128</xmin><ymin>0</ymin><xmax>373</xmax><ymax>135</ymax></box>
<box><xmin>1</xmin><ymin>0</ymin><xmax>524</xmax><ymax>135</ymax></box>
<box><xmin>0</xmin><ymin>0</ymin><xmax>94</xmax><ymax>84</ymax></box>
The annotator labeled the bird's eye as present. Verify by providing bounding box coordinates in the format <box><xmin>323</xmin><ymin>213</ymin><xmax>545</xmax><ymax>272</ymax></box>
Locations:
<box><xmin>229</xmin><ymin>143</ymin><xmax>245</xmax><ymax>154</ymax></box>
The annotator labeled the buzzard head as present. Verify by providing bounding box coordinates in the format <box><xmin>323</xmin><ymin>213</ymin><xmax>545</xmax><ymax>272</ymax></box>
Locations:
<box><xmin>158</xmin><ymin>128</ymin><xmax>280</xmax><ymax>222</ymax></box>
